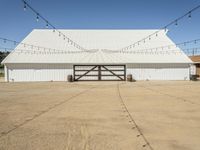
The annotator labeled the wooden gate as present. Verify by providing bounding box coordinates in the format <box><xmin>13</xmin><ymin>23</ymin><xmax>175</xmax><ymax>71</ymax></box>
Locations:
<box><xmin>73</xmin><ymin>65</ymin><xmax>126</xmax><ymax>81</ymax></box>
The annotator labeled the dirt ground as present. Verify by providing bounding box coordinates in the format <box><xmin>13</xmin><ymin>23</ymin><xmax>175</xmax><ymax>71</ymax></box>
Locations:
<box><xmin>0</xmin><ymin>77</ymin><xmax>4</xmax><ymax>83</ymax></box>
<box><xmin>0</xmin><ymin>81</ymin><xmax>200</xmax><ymax>150</ymax></box>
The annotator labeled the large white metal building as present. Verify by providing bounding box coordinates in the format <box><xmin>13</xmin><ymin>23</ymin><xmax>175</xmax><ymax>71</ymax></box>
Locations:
<box><xmin>1</xmin><ymin>29</ymin><xmax>192</xmax><ymax>82</ymax></box>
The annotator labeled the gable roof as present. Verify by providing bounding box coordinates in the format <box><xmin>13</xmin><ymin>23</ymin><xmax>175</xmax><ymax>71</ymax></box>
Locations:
<box><xmin>2</xmin><ymin>29</ymin><xmax>192</xmax><ymax>64</ymax></box>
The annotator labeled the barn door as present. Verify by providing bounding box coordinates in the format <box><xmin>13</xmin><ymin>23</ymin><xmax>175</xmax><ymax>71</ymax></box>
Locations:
<box><xmin>73</xmin><ymin>65</ymin><xmax>126</xmax><ymax>81</ymax></box>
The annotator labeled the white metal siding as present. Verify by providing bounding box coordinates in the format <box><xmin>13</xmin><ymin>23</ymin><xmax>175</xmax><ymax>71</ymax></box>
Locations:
<box><xmin>6</xmin><ymin>63</ymin><xmax>190</xmax><ymax>82</ymax></box>
<box><xmin>6</xmin><ymin>64</ymin><xmax>72</xmax><ymax>82</ymax></box>
<box><xmin>127</xmin><ymin>63</ymin><xmax>190</xmax><ymax>80</ymax></box>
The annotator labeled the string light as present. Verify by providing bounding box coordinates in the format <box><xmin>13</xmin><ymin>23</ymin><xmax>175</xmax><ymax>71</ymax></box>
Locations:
<box><xmin>102</xmin><ymin>38</ymin><xmax>200</xmax><ymax>54</ymax></box>
<box><xmin>0</xmin><ymin>34</ymin><xmax>200</xmax><ymax>56</ymax></box>
<box><xmin>111</xmin><ymin>4</ymin><xmax>200</xmax><ymax>52</ymax></box>
<box><xmin>21</xmin><ymin>1</ymin><xmax>200</xmax><ymax>52</ymax></box>
<box><xmin>21</xmin><ymin>0</ymin><xmax>87</xmax><ymax>51</ymax></box>
<box><xmin>0</xmin><ymin>45</ymin><xmax>96</xmax><ymax>55</ymax></box>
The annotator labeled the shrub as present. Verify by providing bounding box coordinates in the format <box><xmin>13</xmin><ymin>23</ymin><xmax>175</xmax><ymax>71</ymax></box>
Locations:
<box><xmin>0</xmin><ymin>72</ymin><xmax>4</xmax><ymax>77</ymax></box>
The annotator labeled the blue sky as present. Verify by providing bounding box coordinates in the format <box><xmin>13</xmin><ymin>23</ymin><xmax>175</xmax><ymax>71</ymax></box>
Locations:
<box><xmin>0</xmin><ymin>0</ymin><xmax>200</xmax><ymax>51</ymax></box>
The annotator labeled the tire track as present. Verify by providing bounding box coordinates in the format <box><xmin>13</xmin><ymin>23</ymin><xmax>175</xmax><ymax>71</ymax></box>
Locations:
<box><xmin>0</xmin><ymin>86</ymin><xmax>95</xmax><ymax>138</ymax></box>
<box><xmin>117</xmin><ymin>83</ymin><xmax>154</xmax><ymax>150</ymax></box>
<box><xmin>138</xmin><ymin>85</ymin><xmax>200</xmax><ymax>106</ymax></box>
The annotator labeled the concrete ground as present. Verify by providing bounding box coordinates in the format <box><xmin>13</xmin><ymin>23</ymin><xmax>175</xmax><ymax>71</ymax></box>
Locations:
<box><xmin>0</xmin><ymin>81</ymin><xmax>200</xmax><ymax>150</ymax></box>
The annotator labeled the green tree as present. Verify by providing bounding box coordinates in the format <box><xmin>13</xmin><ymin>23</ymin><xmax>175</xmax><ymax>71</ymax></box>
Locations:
<box><xmin>0</xmin><ymin>51</ymin><xmax>9</xmax><ymax>66</ymax></box>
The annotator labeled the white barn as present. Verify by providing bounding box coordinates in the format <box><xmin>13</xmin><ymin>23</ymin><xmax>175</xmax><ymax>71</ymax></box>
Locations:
<box><xmin>1</xmin><ymin>29</ymin><xmax>192</xmax><ymax>82</ymax></box>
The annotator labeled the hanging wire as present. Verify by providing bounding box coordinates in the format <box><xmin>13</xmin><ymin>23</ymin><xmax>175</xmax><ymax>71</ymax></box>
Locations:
<box><xmin>0</xmin><ymin>46</ymin><xmax>99</xmax><ymax>54</ymax></box>
<box><xmin>102</xmin><ymin>38</ymin><xmax>200</xmax><ymax>54</ymax></box>
<box><xmin>107</xmin><ymin>4</ymin><xmax>200</xmax><ymax>52</ymax></box>
<box><xmin>0</xmin><ymin>37</ymin><xmax>97</xmax><ymax>54</ymax></box>
<box><xmin>21</xmin><ymin>0</ymin><xmax>89</xmax><ymax>51</ymax></box>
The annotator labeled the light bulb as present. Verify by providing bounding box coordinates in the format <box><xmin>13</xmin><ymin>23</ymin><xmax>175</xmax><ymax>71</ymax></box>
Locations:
<box><xmin>175</xmin><ymin>20</ymin><xmax>178</xmax><ymax>26</ymax></box>
<box><xmin>46</xmin><ymin>22</ymin><xmax>49</xmax><ymax>28</ymax></box>
<box><xmin>36</xmin><ymin>14</ymin><xmax>39</xmax><ymax>22</ymax></box>
<box><xmin>24</xmin><ymin>2</ymin><xmax>27</xmax><ymax>11</ymax></box>
<box><xmin>188</xmin><ymin>12</ymin><xmax>192</xmax><ymax>19</ymax></box>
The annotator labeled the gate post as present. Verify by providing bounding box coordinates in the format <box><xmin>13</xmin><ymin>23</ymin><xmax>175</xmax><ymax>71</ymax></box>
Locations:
<box><xmin>98</xmin><ymin>65</ymin><xmax>101</xmax><ymax>81</ymax></box>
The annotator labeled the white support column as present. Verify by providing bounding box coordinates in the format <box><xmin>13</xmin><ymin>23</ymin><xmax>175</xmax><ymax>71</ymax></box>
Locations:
<box><xmin>4</xmin><ymin>65</ymin><xmax>8</xmax><ymax>82</ymax></box>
